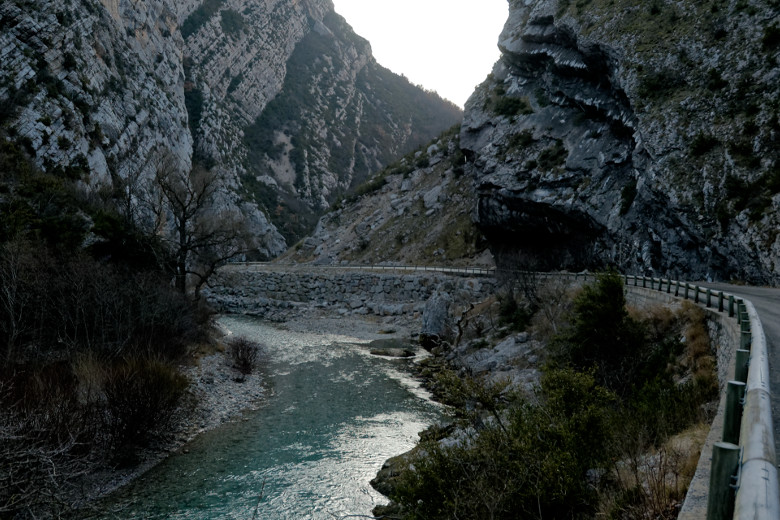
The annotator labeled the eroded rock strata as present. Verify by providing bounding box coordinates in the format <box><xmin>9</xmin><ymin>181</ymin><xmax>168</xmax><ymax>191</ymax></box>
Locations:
<box><xmin>463</xmin><ymin>1</ymin><xmax>780</xmax><ymax>284</ymax></box>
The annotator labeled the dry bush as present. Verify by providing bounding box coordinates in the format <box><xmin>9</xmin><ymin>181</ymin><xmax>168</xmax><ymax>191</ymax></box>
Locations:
<box><xmin>529</xmin><ymin>277</ymin><xmax>577</xmax><ymax>342</ymax></box>
<box><xmin>0</xmin><ymin>377</ymin><xmax>91</xmax><ymax>519</ymax></box>
<box><xmin>103</xmin><ymin>356</ymin><xmax>189</xmax><ymax>452</ymax></box>
<box><xmin>229</xmin><ymin>336</ymin><xmax>263</xmax><ymax>375</ymax></box>
<box><xmin>680</xmin><ymin>302</ymin><xmax>712</xmax><ymax>366</ymax></box>
<box><xmin>606</xmin><ymin>423</ymin><xmax>708</xmax><ymax>520</ymax></box>
<box><xmin>630</xmin><ymin>304</ymin><xmax>678</xmax><ymax>343</ymax></box>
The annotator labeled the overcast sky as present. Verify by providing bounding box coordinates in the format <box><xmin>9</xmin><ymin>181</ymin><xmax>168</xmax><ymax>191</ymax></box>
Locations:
<box><xmin>331</xmin><ymin>0</ymin><xmax>508</xmax><ymax>108</ymax></box>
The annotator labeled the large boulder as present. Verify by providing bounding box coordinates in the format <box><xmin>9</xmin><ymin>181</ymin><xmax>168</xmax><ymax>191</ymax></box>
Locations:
<box><xmin>420</xmin><ymin>288</ymin><xmax>454</xmax><ymax>351</ymax></box>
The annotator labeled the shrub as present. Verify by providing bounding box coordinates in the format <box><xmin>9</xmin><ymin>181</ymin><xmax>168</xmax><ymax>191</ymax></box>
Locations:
<box><xmin>637</xmin><ymin>67</ymin><xmax>684</xmax><ymax>99</ymax></box>
<box><xmin>689</xmin><ymin>132</ymin><xmax>719</xmax><ymax>156</ymax></box>
<box><xmin>493</xmin><ymin>96</ymin><xmax>533</xmax><ymax>117</ymax></box>
<box><xmin>762</xmin><ymin>24</ymin><xmax>780</xmax><ymax>50</ymax></box>
<box><xmin>551</xmin><ymin>270</ymin><xmax>647</xmax><ymax>395</ymax></box>
<box><xmin>103</xmin><ymin>356</ymin><xmax>188</xmax><ymax>451</ymax></box>
<box><xmin>705</xmin><ymin>69</ymin><xmax>728</xmax><ymax>91</ymax></box>
<box><xmin>229</xmin><ymin>336</ymin><xmax>262</xmax><ymax>375</ymax></box>
<box><xmin>220</xmin><ymin>9</ymin><xmax>246</xmax><ymax>35</ymax></box>
<box><xmin>181</xmin><ymin>0</ymin><xmax>225</xmax><ymax>39</ymax></box>
<box><xmin>537</xmin><ymin>139</ymin><xmax>567</xmax><ymax>171</ymax></box>
<box><xmin>392</xmin><ymin>368</ymin><xmax>615</xmax><ymax>520</ymax></box>
<box><xmin>506</xmin><ymin>129</ymin><xmax>535</xmax><ymax>150</ymax></box>
<box><xmin>497</xmin><ymin>292</ymin><xmax>533</xmax><ymax>332</ymax></box>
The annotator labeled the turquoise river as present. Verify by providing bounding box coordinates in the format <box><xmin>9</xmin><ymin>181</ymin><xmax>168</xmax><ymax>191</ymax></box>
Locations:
<box><xmin>98</xmin><ymin>315</ymin><xmax>443</xmax><ymax>519</ymax></box>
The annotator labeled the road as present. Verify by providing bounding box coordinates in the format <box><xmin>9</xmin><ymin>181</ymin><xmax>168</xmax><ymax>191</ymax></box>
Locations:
<box><xmin>701</xmin><ymin>282</ymin><xmax>780</xmax><ymax>463</ymax></box>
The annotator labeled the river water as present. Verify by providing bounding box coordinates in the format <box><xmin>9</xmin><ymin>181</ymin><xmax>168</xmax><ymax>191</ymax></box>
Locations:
<box><xmin>99</xmin><ymin>315</ymin><xmax>442</xmax><ymax>519</ymax></box>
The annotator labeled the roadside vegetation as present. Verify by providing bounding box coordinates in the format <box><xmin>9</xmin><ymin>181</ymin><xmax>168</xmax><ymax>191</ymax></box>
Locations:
<box><xmin>384</xmin><ymin>271</ymin><xmax>717</xmax><ymax>519</ymax></box>
<box><xmin>0</xmin><ymin>135</ymin><xmax>239</xmax><ymax>517</ymax></box>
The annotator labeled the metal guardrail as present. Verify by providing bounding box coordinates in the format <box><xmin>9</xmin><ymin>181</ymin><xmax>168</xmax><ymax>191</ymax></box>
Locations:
<box><xmin>226</xmin><ymin>263</ymin><xmax>777</xmax><ymax>517</ymax></box>
<box><xmin>228</xmin><ymin>262</ymin><xmax>498</xmax><ymax>277</ymax></box>
<box><xmin>620</xmin><ymin>276</ymin><xmax>778</xmax><ymax>520</ymax></box>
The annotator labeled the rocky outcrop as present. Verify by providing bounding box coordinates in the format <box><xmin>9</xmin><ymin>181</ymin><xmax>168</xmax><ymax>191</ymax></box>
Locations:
<box><xmin>462</xmin><ymin>1</ymin><xmax>780</xmax><ymax>284</ymax></box>
<box><xmin>420</xmin><ymin>288</ymin><xmax>454</xmax><ymax>349</ymax></box>
<box><xmin>285</xmin><ymin>129</ymin><xmax>494</xmax><ymax>267</ymax></box>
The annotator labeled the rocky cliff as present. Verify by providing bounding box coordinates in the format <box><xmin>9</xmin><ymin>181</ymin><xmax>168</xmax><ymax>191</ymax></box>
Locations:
<box><xmin>462</xmin><ymin>0</ymin><xmax>780</xmax><ymax>284</ymax></box>
<box><xmin>284</xmin><ymin>127</ymin><xmax>493</xmax><ymax>268</ymax></box>
<box><xmin>0</xmin><ymin>0</ymin><xmax>460</xmax><ymax>255</ymax></box>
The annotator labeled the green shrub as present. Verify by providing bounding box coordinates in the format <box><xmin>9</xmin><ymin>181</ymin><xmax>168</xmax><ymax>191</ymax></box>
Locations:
<box><xmin>705</xmin><ymin>68</ymin><xmax>728</xmax><ymax>91</ymax></box>
<box><xmin>763</xmin><ymin>24</ymin><xmax>780</xmax><ymax>50</ymax></box>
<box><xmin>551</xmin><ymin>270</ymin><xmax>646</xmax><ymax>395</ymax></box>
<box><xmin>393</xmin><ymin>368</ymin><xmax>614</xmax><ymax>520</ymax></box>
<box><xmin>184</xmin><ymin>87</ymin><xmax>204</xmax><ymax>133</ymax></box>
<box><xmin>349</xmin><ymin>175</ymin><xmax>388</xmax><ymax>200</ymax></box>
<box><xmin>637</xmin><ymin>67</ymin><xmax>684</xmax><ymax>99</ymax></box>
<box><xmin>689</xmin><ymin>132</ymin><xmax>719</xmax><ymax>156</ymax></box>
<box><xmin>537</xmin><ymin>139</ymin><xmax>567</xmax><ymax>171</ymax></box>
<box><xmin>493</xmin><ymin>96</ymin><xmax>533</xmax><ymax>117</ymax></box>
<box><xmin>220</xmin><ymin>9</ymin><xmax>246</xmax><ymax>35</ymax></box>
<box><xmin>497</xmin><ymin>292</ymin><xmax>533</xmax><ymax>331</ymax></box>
<box><xmin>506</xmin><ymin>130</ymin><xmax>535</xmax><ymax>151</ymax></box>
<box><xmin>181</xmin><ymin>0</ymin><xmax>225</xmax><ymax>39</ymax></box>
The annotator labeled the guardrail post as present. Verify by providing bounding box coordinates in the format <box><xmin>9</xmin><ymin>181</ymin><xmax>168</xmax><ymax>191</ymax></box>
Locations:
<box><xmin>642</xmin><ymin>277</ymin><xmax>647</xmax><ymax>288</ymax></box>
<box><xmin>694</xmin><ymin>285</ymin><xmax>700</xmax><ymax>304</ymax></box>
<box><xmin>740</xmin><ymin>331</ymin><xmax>752</xmax><ymax>350</ymax></box>
<box><xmin>728</xmin><ymin>295</ymin><xmax>735</xmax><ymax>318</ymax></box>
<box><xmin>740</xmin><ymin>313</ymin><xmax>750</xmax><ymax>335</ymax></box>
<box><xmin>666</xmin><ymin>279</ymin><xmax>671</xmax><ymax>294</ymax></box>
<box><xmin>706</xmin><ymin>442</ymin><xmax>740</xmax><ymax>520</ymax></box>
<box><xmin>723</xmin><ymin>380</ymin><xmax>746</xmax><ymax>445</ymax></box>
<box><xmin>706</xmin><ymin>289</ymin><xmax>712</xmax><ymax>308</ymax></box>
<box><xmin>684</xmin><ymin>283</ymin><xmax>690</xmax><ymax>299</ymax></box>
<box><xmin>718</xmin><ymin>292</ymin><xmax>724</xmax><ymax>312</ymax></box>
<box><xmin>734</xmin><ymin>349</ymin><xmax>750</xmax><ymax>383</ymax></box>
<box><xmin>675</xmin><ymin>280</ymin><xmax>680</xmax><ymax>297</ymax></box>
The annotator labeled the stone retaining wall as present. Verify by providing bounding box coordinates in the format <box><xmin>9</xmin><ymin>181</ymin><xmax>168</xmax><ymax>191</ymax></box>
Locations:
<box><xmin>205</xmin><ymin>267</ymin><xmax>497</xmax><ymax>320</ymax></box>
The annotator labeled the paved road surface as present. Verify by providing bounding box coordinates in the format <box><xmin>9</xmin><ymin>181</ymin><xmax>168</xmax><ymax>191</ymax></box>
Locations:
<box><xmin>701</xmin><ymin>282</ymin><xmax>780</xmax><ymax>463</ymax></box>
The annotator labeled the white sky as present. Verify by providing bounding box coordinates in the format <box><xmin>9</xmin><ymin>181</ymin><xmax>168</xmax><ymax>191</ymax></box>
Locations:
<box><xmin>331</xmin><ymin>0</ymin><xmax>508</xmax><ymax>108</ymax></box>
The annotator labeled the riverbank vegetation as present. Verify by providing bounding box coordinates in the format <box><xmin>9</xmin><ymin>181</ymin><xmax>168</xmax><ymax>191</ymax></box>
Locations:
<box><xmin>383</xmin><ymin>271</ymin><xmax>717</xmax><ymax>519</ymax></box>
<box><xmin>0</xmin><ymin>138</ymin><xmax>217</xmax><ymax>518</ymax></box>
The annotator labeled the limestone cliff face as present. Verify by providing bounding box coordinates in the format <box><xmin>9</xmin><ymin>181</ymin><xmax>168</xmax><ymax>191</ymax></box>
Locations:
<box><xmin>462</xmin><ymin>0</ymin><xmax>780</xmax><ymax>284</ymax></box>
<box><xmin>1</xmin><ymin>0</ymin><xmax>191</xmax><ymax>183</ymax></box>
<box><xmin>0</xmin><ymin>0</ymin><xmax>460</xmax><ymax>255</ymax></box>
<box><xmin>177</xmin><ymin>0</ymin><xmax>461</xmax><ymax>243</ymax></box>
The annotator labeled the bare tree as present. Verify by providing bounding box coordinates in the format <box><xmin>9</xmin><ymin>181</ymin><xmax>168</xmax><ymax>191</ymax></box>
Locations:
<box><xmin>0</xmin><ymin>238</ymin><xmax>37</xmax><ymax>364</ymax></box>
<box><xmin>147</xmin><ymin>152</ymin><xmax>254</xmax><ymax>299</ymax></box>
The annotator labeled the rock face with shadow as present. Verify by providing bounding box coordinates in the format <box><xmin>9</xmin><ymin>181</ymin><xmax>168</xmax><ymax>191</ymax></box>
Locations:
<box><xmin>462</xmin><ymin>0</ymin><xmax>780</xmax><ymax>284</ymax></box>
